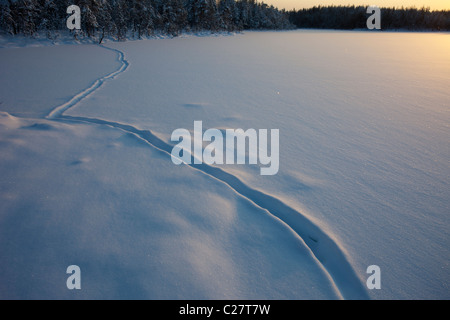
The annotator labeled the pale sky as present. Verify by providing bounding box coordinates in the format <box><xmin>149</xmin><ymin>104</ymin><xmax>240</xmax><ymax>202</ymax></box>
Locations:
<box><xmin>264</xmin><ymin>0</ymin><xmax>450</xmax><ymax>11</ymax></box>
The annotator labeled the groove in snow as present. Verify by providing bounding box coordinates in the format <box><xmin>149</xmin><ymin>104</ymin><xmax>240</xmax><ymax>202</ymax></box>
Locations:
<box><xmin>47</xmin><ymin>44</ymin><xmax>370</xmax><ymax>300</ymax></box>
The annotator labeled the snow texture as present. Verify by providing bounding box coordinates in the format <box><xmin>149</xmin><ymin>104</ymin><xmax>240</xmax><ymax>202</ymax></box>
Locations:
<box><xmin>0</xmin><ymin>30</ymin><xmax>449</xmax><ymax>300</ymax></box>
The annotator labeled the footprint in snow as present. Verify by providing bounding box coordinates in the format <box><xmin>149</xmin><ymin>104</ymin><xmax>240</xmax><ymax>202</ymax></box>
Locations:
<box><xmin>22</xmin><ymin>123</ymin><xmax>55</xmax><ymax>131</ymax></box>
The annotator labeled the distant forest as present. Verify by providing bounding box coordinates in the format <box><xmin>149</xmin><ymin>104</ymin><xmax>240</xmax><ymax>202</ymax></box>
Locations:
<box><xmin>0</xmin><ymin>0</ymin><xmax>293</xmax><ymax>40</ymax></box>
<box><xmin>1</xmin><ymin>1</ymin><xmax>449</xmax><ymax>42</ymax></box>
<box><xmin>289</xmin><ymin>6</ymin><xmax>450</xmax><ymax>31</ymax></box>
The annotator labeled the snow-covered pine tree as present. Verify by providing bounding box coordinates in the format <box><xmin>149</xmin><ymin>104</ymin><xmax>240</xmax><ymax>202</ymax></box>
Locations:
<box><xmin>159</xmin><ymin>0</ymin><xmax>187</xmax><ymax>36</ymax></box>
<box><xmin>76</xmin><ymin>0</ymin><xmax>99</xmax><ymax>38</ymax></box>
<box><xmin>38</xmin><ymin>0</ymin><xmax>59</xmax><ymax>38</ymax></box>
<box><xmin>111</xmin><ymin>0</ymin><xmax>128</xmax><ymax>40</ymax></box>
<box><xmin>235</xmin><ymin>0</ymin><xmax>250</xmax><ymax>29</ymax></box>
<box><xmin>128</xmin><ymin>0</ymin><xmax>157</xmax><ymax>38</ymax></box>
<box><xmin>186</xmin><ymin>0</ymin><xmax>220</xmax><ymax>31</ymax></box>
<box><xmin>13</xmin><ymin>0</ymin><xmax>40</xmax><ymax>36</ymax></box>
<box><xmin>0</xmin><ymin>1</ymin><xmax>16</xmax><ymax>35</ymax></box>
<box><xmin>258</xmin><ymin>2</ymin><xmax>270</xmax><ymax>28</ymax></box>
<box><xmin>185</xmin><ymin>0</ymin><xmax>200</xmax><ymax>30</ymax></box>
<box><xmin>206</xmin><ymin>0</ymin><xmax>221</xmax><ymax>31</ymax></box>
<box><xmin>218</xmin><ymin>0</ymin><xmax>238</xmax><ymax>31</ymax></box>
<box><xmin>96</xmin><ymin>0</ymin><xmax>115</xmax><ymax>43</ymax></box>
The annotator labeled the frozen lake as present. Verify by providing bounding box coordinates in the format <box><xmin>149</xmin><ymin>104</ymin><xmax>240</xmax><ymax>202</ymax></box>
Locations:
<box><xmin>0</xmin><ymin>30</ymin><xmax>449</xmax><ymax>299</ymax></box>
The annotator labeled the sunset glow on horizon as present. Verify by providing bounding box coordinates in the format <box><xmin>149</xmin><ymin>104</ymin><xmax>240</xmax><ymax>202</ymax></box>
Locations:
<box><xmin>264</xmin><ymin>0</ymin><xmax>450</xmax><ymax>11</ymax></box>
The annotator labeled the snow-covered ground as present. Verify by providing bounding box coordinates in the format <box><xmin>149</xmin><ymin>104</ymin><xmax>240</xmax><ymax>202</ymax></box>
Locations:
<box><xmin>0</xmin><ymin>30</ymin><xmax>449</xmax><ymax>299</ymax></box>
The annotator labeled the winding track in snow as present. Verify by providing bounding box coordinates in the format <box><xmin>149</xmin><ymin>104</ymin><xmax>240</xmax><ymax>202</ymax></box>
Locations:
<box><xmin>47</xmin><ymin>43</ymin><xmax>370</xmax><ymax>300</ymax></box>
<box><xmin>46</xmin><ymin>45</ymin><xmax>129</xmax><ymax>120</ymax></box>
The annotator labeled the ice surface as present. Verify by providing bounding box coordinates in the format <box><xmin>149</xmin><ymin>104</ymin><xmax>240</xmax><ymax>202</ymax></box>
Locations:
<box><xmin>0</xmin><ymin>30</ymin><xmax>449</xmax><ymax>299</ymax></box>
<box><xmin>0</xmin><ymin>112</ymin><xmax>340</xmax><ymax>299</ymax></box>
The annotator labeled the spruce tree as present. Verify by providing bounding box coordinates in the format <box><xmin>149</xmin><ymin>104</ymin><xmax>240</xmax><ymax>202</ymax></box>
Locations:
<box><xmin>0</xmin><ymin>2</ymin><xmax>15</xmax><ymax>35</ymax></box>
<box><xmin>111</xmin><ymin>0</ymin><xmax>128</xmax><ymax>40</ymax></box>
<box><xmin>218</xmin><ymin>0</ymin><xmax>238</xmax><ymax>31</ymax></box>
<box><xmin>160</xmin><ymin>0</ymin><xmax>187</xmax><ymax>36</ymax></box>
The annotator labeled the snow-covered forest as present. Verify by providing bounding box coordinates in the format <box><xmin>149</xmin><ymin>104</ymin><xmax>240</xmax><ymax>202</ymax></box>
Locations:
<box><xmin>0</xmin><ymin>0</ymin><xmax>293</xmax><ymax>40</ymax></box>
<box><xmin>288</xmin><ymin>6</ymin><xmax>450</xmax><ymax>31</ymax></box>
<box><xmin>2</xmin><ymin>1</ymin><xmax>448</xmax><ymax>42</ymax></box>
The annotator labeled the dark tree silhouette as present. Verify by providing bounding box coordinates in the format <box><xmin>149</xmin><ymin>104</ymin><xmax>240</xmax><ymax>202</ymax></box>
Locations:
<box><xmin>288</xmin><ymin>5</ymin><xmax>450</xmax><ymax>31</ymax></box>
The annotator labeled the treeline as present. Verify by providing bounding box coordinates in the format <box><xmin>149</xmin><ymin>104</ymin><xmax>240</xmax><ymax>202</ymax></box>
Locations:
<box><xmin>0</xmin><ymin>0</ymin><xmax>293</xmax><ymax>40</ymax></box>
<box><xmin>288</xmin><ymin>6</ymin><xmax>450</xmax><ymax>31</ymax></box>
